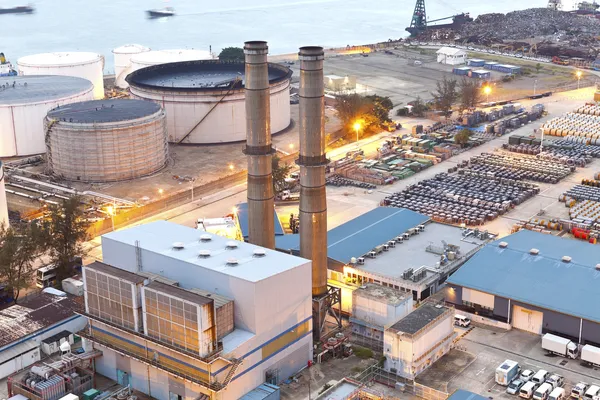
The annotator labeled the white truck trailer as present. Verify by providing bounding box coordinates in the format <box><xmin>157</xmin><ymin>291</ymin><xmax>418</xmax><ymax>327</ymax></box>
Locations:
<box><xmin>542</xmin><ymin>333</ymin><xmax>579</xmax><ymax>359</ymax></box>
<box><xmin>581</xmin><ymin>344</ymin><xmax>600</xmax><ymax>367</ymax></box>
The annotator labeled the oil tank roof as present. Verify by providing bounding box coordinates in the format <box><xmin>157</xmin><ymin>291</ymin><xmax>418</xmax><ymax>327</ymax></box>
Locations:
<box><xmin>18</xmin><ymin>52</ymin><xmax>103</xmax><ymax>67</ymax></box>
<box><xmin>47</xmin><ymin>99</ymin><xmax>161</xmax><ymax>123</ymax></box>
<box><xmin>113</xmin><ymin>44</ymin><xmax>150</xmax><ymax>54</ymax></box>
<box><xmin>0</xmin><ymin>75</ymin><xmax>93</xmax><ymax>106</ymax></box>
<box><xmin>131</xmin><ymin>49</ymin><xmax>213</xmax><ymax>64</ymax></box>
<box><xmin>126</xmin><ymin>60</ymin><xmax>292</xmax><ymax>91</ymax></box>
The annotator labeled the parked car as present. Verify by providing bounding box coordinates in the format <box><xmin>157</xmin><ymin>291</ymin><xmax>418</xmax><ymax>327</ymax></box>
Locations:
<box><xmin>571</xmin><ymin>382</ymin><xmax>588</xmax><ymax>399</ymax></box>
<box><xmin>521</xmin><ymin>370</ymin><xmax>535</xmax><ymax>382</ymax></box>
<box><xmin>546</xmin><ymin>375</ymin><xmax>565</xmax><ymax>390</ymax></box>
<box><xmin>549</xmin><ymin>388</ymin><xmax>566</xmax><ymax>400</ymax></box>
<box><xmin>532</xmin><ymin>370</ymin><xmax>549</xmax><ymax>385</ymax></box>
<box><xmin>508</xmin><ymin>380</ymin><xmax>526</xmax><ymax>395</ymax></box>
<box><xmin>521</xmin><ymin>382</ymin><xmax>541</xmax><ymax>399</ymax></box>
<box><xmin>534</xmin><ymin>383</ymin><xmax>554</xmax><ymax>400</ymax></box>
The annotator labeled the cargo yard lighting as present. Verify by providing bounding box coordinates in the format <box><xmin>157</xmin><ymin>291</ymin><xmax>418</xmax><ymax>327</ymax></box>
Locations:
<box><xmin>106</xmin><ymin>205</ymin><xmax>115</xmax><ymax>231</ymax></box>
<box><xmin>229</xmin><ymin>164</ymin><xmax>234</xmax><ymax>171</ymax></box>
<box><xmin>483</xmin><ymin>86</ymin><xmax>491</xmax><ymax>102</ymax></box>
<box><xmin>576</xmin><ymin>70</ymin><xmax>582</xmax><ymax>89</ymax></box>
<box><xmin>158</xmin><ymin>188</ymin><xmax>164</xmax><ymax>196</ymax></box>
<box><xmin>353</xmin><ymin>122</ymin><xmax>361</xmax><ymax>144</ymax></box>
<box><xmin>289</xmin><ymin>143</ymin><xmax>294</xmax><ymax>150</ymax></box>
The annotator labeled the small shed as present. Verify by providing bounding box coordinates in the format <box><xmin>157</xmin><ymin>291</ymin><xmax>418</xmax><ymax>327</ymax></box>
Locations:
<box><xmin>472</xmin><ymin>70</ymin><xmax>491</xmax><ymax>79</ymax></box>
<box><xmin>453</xmin><ymin>66</ymin><xmax>471</xmax><ymax>76</ymax></box>
<box><xmin>436</xmin><ymin>47</ymin><xmax>467</xmax><ymax>65</ymax></box>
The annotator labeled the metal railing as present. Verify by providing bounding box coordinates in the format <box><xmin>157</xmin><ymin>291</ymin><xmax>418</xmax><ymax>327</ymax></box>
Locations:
<box><xmin>356</xmin><ymin>366</ymin><xmax>449</xmax><ymax>400</ymax></box>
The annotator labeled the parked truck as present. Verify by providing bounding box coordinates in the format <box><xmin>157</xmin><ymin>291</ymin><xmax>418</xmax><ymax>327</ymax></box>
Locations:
<box><xmin>496</xmin><ymin>359</ymin><xmax>520</xmax><ymax>386</ymax></box>
<box><xmin>542</xmin><ymin>333</ymin><xmax>579</xmax><ymax>359</ymax></box>
<box><xmin>277</xmin><ymin>190</ymin><xmax>300</xmax><ymax>201</ymax></box>
<box><xmin>581</xmin><ymin>344</ymin><xmax>600</xmax><ymax>367</ymax></box>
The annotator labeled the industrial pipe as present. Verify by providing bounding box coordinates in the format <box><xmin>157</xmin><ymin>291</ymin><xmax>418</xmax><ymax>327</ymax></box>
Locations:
<box><xmin>243</xmin><ymin>41</ymin><xmax>275</xmax><ymax>249</ymax></box>
<box><xmin>298</xmin><ymin>46</ymin><xmax>328</xmax><ymax>296</ymax></box>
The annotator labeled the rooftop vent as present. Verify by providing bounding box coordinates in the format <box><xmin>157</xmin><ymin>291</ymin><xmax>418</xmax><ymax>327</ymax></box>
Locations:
<box><xmin>226</xmin><ymin>258</ymin><xmax>239</xmax><ymax>266</ymax></box>
<box><xmin>499</xmin><ymin>242</ymin><xmax>508</xmax><ymax>248</ymax></box>
<box><xmin>562</xmin><ymin>256</ymin><xmax>572</xmax><ymax>263</ymax></box>
<box><xmin>172</xmin><ymin>242</ymin><xmax>185</xmax><ymax>250</ymax></box>
<box><xmin>529</xmin><ymin>248</ymin><xmax>539</xmax><ymax>255</ymax></box>
<box><xmin>198</xmin><ymin>250</ymin><xmax>211</xmax><ymax>258</ymax></box>
<box><xmin>200</xmin><ymin>234</ymin><xmax>212</xmax><ymax>242</ymax></box>
<box><xmin>226</xmin><ymin>241</ymin><xmax>238</xmax><ymax>249</ymax></box>
<box><xmin>253</xmin><ymin>249</ymin><xmax>266</xmax><ymax>257</ymax></box>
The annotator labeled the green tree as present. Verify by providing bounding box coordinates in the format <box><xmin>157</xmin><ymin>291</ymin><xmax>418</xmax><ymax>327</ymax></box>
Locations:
<box><xmin>432</xmin><ymin>76</ymin><xmax>458</xmax><ymax>116</ymax></box>
<box><xmin>272</xmin><ymin>155</ymin><xmax>292</xmax><ymax>195</ymax></box>
<box><xmin>41</xmin><ymin>197</ymin><xmax>89</xmax><ymax>281</ymax></box>
<box><xmin>410</xmin><ymin>96</ymin><xmax>428</xmax><ymax>117</ymax></box>
<box><xmin>365</xmin><ymin>95</ymin><xmax>393</xmax><ymax>123</ymax></box>
<box><xmin>454</xmin><ymin>128</ymin><xmax>472</xmax><ymax>145</ymax></box>
<box><xmin>218</xmin><ymin>47</ymin><xmax>244</xmax><ymax>62</ymax></box>
<box><xmin>334</xmin><ymin>93</ymin><xmax>392</xmax><ymax>138</ymax></box>
<box><xmin>458</xmin><ymin>78</ymin><xmax>481</xmax><ymax>113</ymax></box>
<box><xmin>0</xmin><ymin>222</ymin><xmax>44</xmax><ymax>303</ymax></box>
<box><xmin>535</xmin><ymin>63</ymin><xmax>542</xmax><ymax>73</ymax></box>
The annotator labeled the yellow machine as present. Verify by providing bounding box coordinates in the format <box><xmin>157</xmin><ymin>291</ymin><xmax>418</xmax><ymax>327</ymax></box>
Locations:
<box><xmin>0</xmin><ymin>53</ymin><xmax>6</xmax><ymax>64</ymax></box>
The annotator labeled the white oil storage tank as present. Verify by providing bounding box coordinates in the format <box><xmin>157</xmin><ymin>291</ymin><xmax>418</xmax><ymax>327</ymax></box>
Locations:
<box><xmin>0</xmin><ymin>162</ymin><xmax>8</xmax><ymax>227</ymax></box>
<box><xmin>0</xmin><ymin>75</ymin><xmax>94</xmax><ymax>157</ymax></box>
<box><xmin>126</xmin><ymin>60</ymin><xmax>292</xmax><ymax>144</ymax></box>
<box><xmin>17</xmin><ymin>52</ymin><xmax>105</xmax><ymax>99</ymax></box>
<box><xmin>129</xmin><ymin>49</ymin><xmax>215</xmax><ymax>75</ymax></box>
<box><xmin>45</xmin><ymin>99</ymin><xmax>168</xmax><ymax>182</ymax></box>
<box><xmin>113</xmin><ymin>44</ymin><xmax>151</xmax><ymax>89</ymax></box>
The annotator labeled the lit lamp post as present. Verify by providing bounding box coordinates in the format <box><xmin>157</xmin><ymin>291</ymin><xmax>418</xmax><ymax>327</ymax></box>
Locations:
<box><xmin>483</xmin><ymin>85</ymin><xmax>491</xmax><ymax>103</ymax></box>
<box><xmin>107</xmin><ymin>205</ymin><xmax>115</xmax><ymax>231</ymax></box>
<box><xmin>576</xmin><ymin>70</ymin><xmax>582</xmax><ymax>90</ymax></box>
<box><xmin>229</xmin><ymin>164</ymin><xmax>234</xmax><ymax>172</ymax></box>
<box><xmin>353</xmin><ymin>122</ymin><xmax>361</xmax><ymax>145</ymax></box>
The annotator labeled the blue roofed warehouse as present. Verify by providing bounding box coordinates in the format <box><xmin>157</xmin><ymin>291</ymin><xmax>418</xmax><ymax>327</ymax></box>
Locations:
<box><xmin>446</xmin><ymin>230</ymin><xmax>600</xmax><ymax>345</ymax></box>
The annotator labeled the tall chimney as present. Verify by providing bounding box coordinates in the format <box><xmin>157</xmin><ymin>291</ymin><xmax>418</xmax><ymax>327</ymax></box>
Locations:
<box><xmin>0</xmin><ymin>162</ymin><xmax>8</xmax><ymax>227</ymax></box>
<box><xmin>298</xmin><ymin>47</ymin><xmax>328</xmax><ymax>297</ymax></box>
<box><xmin>243</xmin><ymin>41</ymin><xmax>275</xmax><ymax>249</ymax></box>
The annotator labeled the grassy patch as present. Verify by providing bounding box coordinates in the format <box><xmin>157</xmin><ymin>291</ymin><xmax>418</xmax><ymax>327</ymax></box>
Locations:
<box><xmin>352</xmin><ymin>346</ymin><xmax>374</xmax><ymax>359</ymax></box>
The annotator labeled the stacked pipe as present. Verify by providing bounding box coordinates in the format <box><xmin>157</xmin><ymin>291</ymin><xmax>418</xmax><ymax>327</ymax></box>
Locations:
<box><xmin>560</xmin><ymin>184</ymin><xmax>600</xmax><ymax>202</ymax></box>
<box><xmin>298</xmin><ymin>46</ymin><xmax>328</xmax><ymax>298</ymax></box>
<box><xmin>541</xmin><ymin>112</ymin><xmax>600</xmax><ymax>138</ymax></box>
<box><xmin>0</xmin><ymin>162</ymin><xmax>8</xmax><ymax>227</ymax></box>
<box><xmin>501</xmin><ymin>143</ymin><xmax>591</xmax><ymax>167</ymax></box>
<box><xmin>243</xmin><ymin>41</ymin><xmax>275</xmax><ymax>249</ymax></box>
<box><xmin>466</xmin><ymin>153</ymin><xmax>574</xmax><ymax>183</ymax></box>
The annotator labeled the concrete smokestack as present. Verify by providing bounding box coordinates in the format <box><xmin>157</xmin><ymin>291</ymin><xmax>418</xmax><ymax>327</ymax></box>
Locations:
<box><xmin>298</xmin><ymin>47</ymin><xmax>328</xmax><ymax>297</ymax></box>
<box><xmin>243</xmin><ymin>41</ymin><xmax>275</xmax><ymax>249</ymax></box>
<box><xmin>0</xmin><ymin>162</ymin><xmax>8</xmax><ymax>227</ymax></box>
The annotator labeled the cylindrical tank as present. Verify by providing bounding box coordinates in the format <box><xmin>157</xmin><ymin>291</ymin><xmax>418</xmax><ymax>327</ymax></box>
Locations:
<box><xmin>0</xmin><ymin>76</ymin><xmax>95</xmax><ymax>157</ymax></box>
<box><xmin>113</xmin><ymin>44</ymin><xmax>151</xmax><ymax>89</ymax></box>
<box><xmin>45</xmin><ymin>99</ymin><xmax>168</xmax><ymax>182</ymax></box>
<box><xmin>129</xmin><ymin>49</ymin><xmax>214</xmax><ymax>75</ymax></box>
<box><xmin>17</xmin><ymin>52</ymin><xmax>105</xmax><ymax>99</ymax></box>
<box><xmin>126</xmin><ymin>60</ymin><xmax>291</xmax><ymax>144</ymax></box>
<box><xmin>0</xmin><ymin>162</ymin><xmax>8</xmax><ymax>227</ymax></box>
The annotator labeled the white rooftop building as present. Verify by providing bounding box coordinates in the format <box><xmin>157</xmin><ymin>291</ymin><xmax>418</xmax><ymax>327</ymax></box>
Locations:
<box><xmin>436</xmin><ymin>47</ymin><xmax>467</xmax><ymax>65</ymax></box>
<box><xmin>82</xmin><ymin>221</ymin><xmax>312</xmax><ymax>400</ymax></box>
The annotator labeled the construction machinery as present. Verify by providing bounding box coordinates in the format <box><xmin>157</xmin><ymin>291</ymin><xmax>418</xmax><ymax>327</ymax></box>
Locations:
<box><xmin>406</xmin><ymin>0</ymin><xmax>472</xmax><ymax>36</ymax></box>
<box><xmin>552</xmin><ymin>56</ymin><xmax>570</xmax><ymax>65</ymax></box>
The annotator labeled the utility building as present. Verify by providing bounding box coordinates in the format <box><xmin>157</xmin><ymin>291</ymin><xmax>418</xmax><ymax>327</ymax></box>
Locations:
<box><xmin>446</xmin><ymin>230</ymin><xmax>600</xmax><ymax>345</ymax></box>
<box><xmin>383</xmin><ymin>303</ymin><xmax>454</xmax><ymax>379</ymax></box>
<box><xmin>436</xmin><ymin>47</ymin><xmax>467</xmax><ymax>65</ymax></box>
<box><xmin>80</xmin><ymin>221</ymin><xmax>312</xmax><ymax>400</ymax></box>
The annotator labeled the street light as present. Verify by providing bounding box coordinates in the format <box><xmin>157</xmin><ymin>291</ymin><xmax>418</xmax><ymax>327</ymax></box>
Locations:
<box><xmin>106</xmin><ymin>205</ymin><xmax>115</xmax><ymax>231</ymax></box>
<box><xmin>229</xmin><ymin>164</ymin><xmax>234</xmax><ymax>171</ymax></box>
<box><xmin>158</xmin><ymin>188</ymin><xmax>164</xmax><ymax>196</ymax></box>
<box><xmin>353</xmin><ymin>122</ymin><xmax>361</xmax><ymax>144</ymax></box>
<box><xmin>483</xmin><ymin>86</ymin><xmax>491</xmax><ymax>103</ymax></box>
<box><xmin>289</xmin><ymin>143</ymin><xmax>294</xmax><ymax>150</ymax></box>
<box><xmin>576</xmin><ymin>70</ymin><xmax>582</xmax><ymax>90</ymax></box>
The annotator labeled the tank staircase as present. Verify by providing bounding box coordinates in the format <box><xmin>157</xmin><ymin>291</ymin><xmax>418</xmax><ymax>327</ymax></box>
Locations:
<box><xmin>44</xmin><ymin>119</ymin><xmax>57</xmax><ymax>174</ymax></box>
<box><xmin>176</xmin><ymin>77</ymin><xmax>242</xmax><ymax>144</ymax></box>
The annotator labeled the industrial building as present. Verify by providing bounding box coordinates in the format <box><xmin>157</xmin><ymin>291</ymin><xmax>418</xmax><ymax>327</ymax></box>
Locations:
<box><xmin>126</xmin><ymin>59</ymin><xmax>291</xmax><ymax>144</ymax></box>
<box><xmin>45</xmin><ymin>99</ymin><xmax>168</xmax><ymax>182</ymax></box>
<box><xmin>0</xmin><ymin>75</ymin><xmax>94</xmax><ymax>157</ymax></box>
<box><xmin>436</xmin><ymin>47</ymin><xmax>467</xmax><ymax>65</ymax></box>
<box><xmin>17</xmin><ymin>52</ymin><xmax>105</xmax><ymax>99</ymax></box>
<box><xmin>0</xmin><ymin>161</ymin><xmax>8</xmax><ymax>227</ymax></box>
<box><xmin>446</xmin><ymin>230</ymin><xmax>600</xmax><ymax>345</ymax></box>
<box><xmin>276</xmin><ymin>207</ymin><xmax>490</xmax><ymax>301</ymax></box>
<box><xmin>81</xmin><ymin>220</ymin><xmax>312</xmax><ymax>400</ymax></box>
<box><xmin>383</xmin><ymin>302</ymin><xmax>454</xmax><ymax>379</ymax></box>
<box><xmin>350</xmin><ymin>283</ymin><xmax>412</xmax><ymax>352</ymax></box>
<box><xmin>0</xmin><ymin>292</ymin><xmax>87</xmax><ymax>379</ymax></box>
<box><xmin>112</xmin><ymin>44</ymin><xmax>151</xmax><ymax>89</ymax></box>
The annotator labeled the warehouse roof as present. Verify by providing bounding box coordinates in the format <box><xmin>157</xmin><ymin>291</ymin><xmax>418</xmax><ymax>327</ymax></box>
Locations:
<box><xmin>47</xmin><ymin>99</ymin><xmax>161</xmax><ymax>123</ymax></box>
<box><xmin>447</xmin><ymin>230</ymin><xmax>600</xmax><ymax>323</ymax></box>
<box><xmin>388</xmin><ymin>303</ymin><xmax>450</xmax><ymax>335</ymax></box>
<box><xmin>235</xmin><ymin>202</ymin><xmax>285</xmax><ymax>239</ymax></box>
<box><xmin>275</xmin><ymin>207</ymin><xmax>430</xmax><ymax>264</ymax></box>
<box><xmin>448</xmin><ymin>390</ymin><xmax>489</xmax><ymax>400</ymax></box>
<box><xmin>0</xmin><ymin>75</ymin><xmax>93</xmax><ymax>106</ymax></box>
<box><xmin>436</xmin><ymin>47</ymin><xmax>466</xmax><ymax>56</ymax></box>
<box><xmin>0</xmin><ymin>292</ymin><xmax>79</xmax><ymax>349</ymax></box>
<box><xmin>102</xmin><ymin>221</ymin><xmax>309</xmax><ymax>282</ymax></box>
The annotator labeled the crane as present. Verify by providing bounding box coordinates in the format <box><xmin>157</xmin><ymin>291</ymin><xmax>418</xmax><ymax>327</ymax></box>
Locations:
<box><xmin>406</xmin><ymin>0</ymin><xmax>472</xmax><ymax>36</ymax></box>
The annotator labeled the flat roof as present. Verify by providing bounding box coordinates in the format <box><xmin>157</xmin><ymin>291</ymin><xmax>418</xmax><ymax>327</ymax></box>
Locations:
<box><xmin>0</xmin><ymin>75</ymin><xmax>93</xmax><ymax>106</ymax></box>
<box><xmin>189</xmin><ymin>288</ymin><xmax>232</xmax><ymax>308</ymax></box>
<box><xmin>275</xmin><ymin>207</ymin><xmax>430</xmax><ymax>264</ymax></box>
<box><xmin>145</xmin><ymin>281</ymin><xmax>213</xmax><ymax>306</ymax></box>
<box><xmin>126</xmin><ymin>60</ymin><xmax>292</xmax><ymax>91</ymax></box>
<box><xmin>447</xmin><ymin>230</ymin><xmax>600</xmax><ymax>323</ymax></box>
<box><xmin>354</xmin><ymin>283</ymin><xmax>410</xmax><ymax>306</ymax></box>
<box><xmin>18</xmin><ymin>52</ymin><xmax>102</xmax><ymax>67</ymax></box>
<box><xmin>85</xmin><ymin>261</ymin><xmax>146</xmax><ymax>284</ymax></box>
<box><xmin>316</xmin><ymin>380</ymin><xmax>360</xmax><ymax>400</ymax></box>
<box><xmin>47</xmin><ymin>99</ymin><xmax>161</xmax><ymax>123</ymax></box>
<box><xmin>102</xmin><ymin>221</ymin><xmax>309</xmax><ymax>282</ymax></box>
<box><xmin>437</xmin><ymin>47</ymin><xmax>466</xmax><ymax>56</ymax></box>
<box><xmin>236</xmin><ymin>202</ymin><xmax>285</xmax><ymax>239</ymax></box>
<box><xmin>0</xmin><ymin>292</ymin><xmax>79</xmax><ymax>349</ymax></box>
<box><xmin>356</xmin><ymin>222</ymin><xmax>485</xmax><ymax>280</ymax></box>
<box><xmin>449</xmin><ymin>390</ymin><xmax>489</xmax><ymax>400</ymax></box>
<box><xmin>389</xmin><ymin>303</ymin><xmax>450</xmax><ymax>335</ymax></box>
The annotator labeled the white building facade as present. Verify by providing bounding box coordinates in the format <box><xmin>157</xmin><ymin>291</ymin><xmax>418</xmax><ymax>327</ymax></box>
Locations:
<box><xmin>82</xmin><ymin>221</ymin><xmax>312</xmax><ymax>400</ymax></box>
<box><xmin>436</xmin><ymin>47</ymin><xmax>467</xmax><ymax>65</ymax></box>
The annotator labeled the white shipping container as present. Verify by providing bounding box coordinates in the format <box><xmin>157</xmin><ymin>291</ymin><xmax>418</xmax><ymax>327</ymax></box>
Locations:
<box><xmin>581</xmin><ymin>344</ymin><xmax>600</xmax><ymax>366</ymax></box>
<box><xmin>61</xmin><ymin>278</ymin><xmax>84</xmax><ymax>296</ymax></box>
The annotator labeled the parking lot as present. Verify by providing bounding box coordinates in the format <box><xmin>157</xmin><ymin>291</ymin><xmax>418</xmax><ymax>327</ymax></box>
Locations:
<box><xmin>417</xmin><ymin>325</ymin><xmax>600</xmax><ymax>399</ymax></box>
